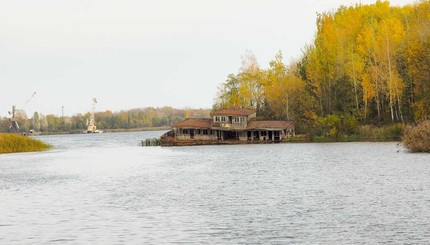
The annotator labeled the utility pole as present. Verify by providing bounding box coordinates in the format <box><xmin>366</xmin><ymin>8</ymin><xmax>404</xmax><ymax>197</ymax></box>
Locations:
<box><xmin>61</xmin><ymin>105</ymin><xmax>65</xmax><ymax>131</ymax></box>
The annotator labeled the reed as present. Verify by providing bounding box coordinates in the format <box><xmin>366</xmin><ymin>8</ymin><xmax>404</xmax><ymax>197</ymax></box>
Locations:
<box><xmin>403</xmin><ymin>121</ymin><xmax>430</xmax><ymax>152</ymax></box>
<box><xmin>0</xmin><ymin>133</ymin><xmax>51</xmax><ymax>154</ymax></box>
<box><xmin>309</xmin><ymin>124</ymin><xmax>403</xmax><ymax>143</ymax></box>
<box><xmin>357</xmin><ymin>124</ymin><xmax>404</xmax><ymax>141</ymax></box>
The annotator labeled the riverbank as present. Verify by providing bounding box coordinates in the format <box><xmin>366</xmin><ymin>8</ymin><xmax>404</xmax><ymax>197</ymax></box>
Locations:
<box><xmin>160</xmin><ymin>133</ymin><xmax>401</xmax><ymax>147</ymax></box>
<box><xmin>302</xmin><ymin>124</ymin><xmax>404</xmax><ymax>143</ymax></box>
<box><xmin>0</xmin><ymin>133</ymin><xmax>51</xmax><ymax>154</ymax></box>
<box><xmin>26</xmin><ymin>127</ymin><xmax>170</xmax><ymax>136</ymax></box>
<box><xmin>159</xmin><ymin>123</ymin><xmax>404</xmax><ymax>147</ymax></box>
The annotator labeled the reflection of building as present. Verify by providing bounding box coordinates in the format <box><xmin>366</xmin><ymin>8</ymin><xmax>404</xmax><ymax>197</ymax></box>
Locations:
<box><xmin>161</xmin><ymin>108</ymin><xmax>294</xmax><ymax>146</ymax></box>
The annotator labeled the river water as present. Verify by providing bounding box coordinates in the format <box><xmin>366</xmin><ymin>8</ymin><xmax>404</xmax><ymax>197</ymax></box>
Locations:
<box><xmin>1</xmin><ymin>131</ymin><xmax>429</xmax><ymax>244</ymax></box>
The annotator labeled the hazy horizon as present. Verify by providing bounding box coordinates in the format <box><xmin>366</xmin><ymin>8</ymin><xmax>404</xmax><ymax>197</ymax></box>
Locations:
<box><xmin>0</xmin><ymin>0</ymin><xmax>415</xmax><ymax>117</ymax></box>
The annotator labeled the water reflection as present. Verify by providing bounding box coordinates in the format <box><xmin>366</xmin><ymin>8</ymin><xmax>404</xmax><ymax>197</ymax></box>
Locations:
<box><xmin>1</xmin><ymin>132</ymin><xmax>429</xmax><ymax>244</ymax></box>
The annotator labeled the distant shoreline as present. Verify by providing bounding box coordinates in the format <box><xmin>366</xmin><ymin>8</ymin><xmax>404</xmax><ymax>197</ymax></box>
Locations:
<box><xmin>34</xmin><ymin>127</ymin><xmax>170</xmax><ymax>136</ymax></box>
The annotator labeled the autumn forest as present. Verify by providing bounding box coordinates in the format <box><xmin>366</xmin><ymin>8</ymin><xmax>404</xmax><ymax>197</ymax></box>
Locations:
<box><xmin>215</xmin><ymin>0</ymin><xmax>430</xmax><ymax>138</ymax></box>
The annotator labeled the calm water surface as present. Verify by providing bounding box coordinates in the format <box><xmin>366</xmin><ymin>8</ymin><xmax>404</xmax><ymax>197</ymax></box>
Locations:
<box><xmin>1</xmin><ymin>131</ymin><xmax>429</xmax><ymax>244</ymax></box>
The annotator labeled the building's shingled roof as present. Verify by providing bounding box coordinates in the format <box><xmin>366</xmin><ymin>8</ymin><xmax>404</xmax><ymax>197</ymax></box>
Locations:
<box><xmin>247</xmin><ymin>121</ymin><xmax>294</xmax><ymax>130</ymax></box>
<box><xmin>174</xmin><ymin>118</ymin><xmax>212</xmax><ymax>129</ymax></box>
<box><xmin>211</xmin><ymin>108</ymin><xmax>256</xmax><ymax>116</ymax></box>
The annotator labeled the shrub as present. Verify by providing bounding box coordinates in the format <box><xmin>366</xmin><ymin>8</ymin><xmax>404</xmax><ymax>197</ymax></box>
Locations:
<box><xmin>403</xmin><ymin>121</ymin><xmax>430</xmax><ymax>152</ymax></box>
<box><xmin>313</xmin><ymin>114</ymin><xmax>359</xmax><ymax>141</ymax></box>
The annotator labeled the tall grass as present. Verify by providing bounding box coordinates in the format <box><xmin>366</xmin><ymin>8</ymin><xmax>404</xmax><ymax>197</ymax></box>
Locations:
<box><xmin>0</xmin><ymin>134</ymin><xmax>51</xmax><ymax>154</ymax></box>
<box><xmin>403</xmin><ymin>121</ymin><xmax>430</xmax><ymax>152</ymax></box>
<box><xmin>309</xmin><ymin>124</ymin><xmax>404</xmax><ymax>142</ymax></box>
<box><xmin>357</xmin><ymin>124</ymin><xmax>404</xmax><ymax>141</ymax></box>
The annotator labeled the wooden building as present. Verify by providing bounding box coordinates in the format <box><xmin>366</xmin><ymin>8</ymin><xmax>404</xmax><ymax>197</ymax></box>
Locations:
<box><xmin>161</xmin><ymin>108</ymin><xmax>295</xmax><ymax>146</ymax></box>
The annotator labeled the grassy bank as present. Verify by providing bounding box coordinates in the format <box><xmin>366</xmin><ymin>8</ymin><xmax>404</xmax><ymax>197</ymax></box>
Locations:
<box><xmin>294</xmin><ymin>124</ymin><xmax>404</xmax><ymax>143</ymax></box>
<box><xmin>356</xmin><ymin>124</ymin><xmax>404</xmax><ymax>142</ymax></box>
<box><xmin>0</xmin><ymin>133</ymin><xmax>51</xmax><ymax>154</ymax></box>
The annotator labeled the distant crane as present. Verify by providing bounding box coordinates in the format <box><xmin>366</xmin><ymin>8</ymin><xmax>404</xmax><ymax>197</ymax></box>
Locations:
<box><xmin>8</xmin><ymin>91</ymin><xmax>37</xmax><ymax>133</ymax></box>
<box><xmin>84</xmin><ymin>98</ymin><xmax>103</xmax><ymax>133</ymax></box>
<box><xmin>24</xmin><ymin>91</ymin><xmax>37</xmax><ymax>108</ymax></box>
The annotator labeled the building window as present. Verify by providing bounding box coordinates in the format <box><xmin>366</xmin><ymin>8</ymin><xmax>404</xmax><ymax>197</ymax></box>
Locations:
<box><xmin>215</xmin><ymin>116</ymin><xmax>219</xmax><ymax>122</ymax></box>
<box><xmin>261</xmin><ymin>131</ymin><xmax>267</xmax><ymax>136</ymax></box>
<box><xmin>221</xmin><ymin>116</ymin><xmax>226</xmax><ymax>122</ymax></box>
<box><xmin>234</xmin><ymin>117</ymin><xmax>244</xmax><ymax>123</ymax></box>
<box><xmin>197</xmin><ymin>129</ymin><xmax>201</xmax><ymax>134</ymax></box>
<box><xmin>203</xmin><ymin>129</ymin><xmax>208</xmax><ymax>135</ymax></box>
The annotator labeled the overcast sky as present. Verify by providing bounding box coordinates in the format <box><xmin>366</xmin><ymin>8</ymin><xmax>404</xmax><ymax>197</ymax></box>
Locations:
<box><xmin>0</xmin><ymin>0</ymin><xmax>416</xmax><ymax>117</ymax></box>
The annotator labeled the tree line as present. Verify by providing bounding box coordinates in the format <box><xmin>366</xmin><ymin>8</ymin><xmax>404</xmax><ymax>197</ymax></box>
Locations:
<box><xmin>0</xmin><ymin>107</ymin><xmax>210</xmax><ymax>133</ymax></box>
<box><xmin>214</xmin><ymin>0</ymin><xmax>430</xmax><ymax>138</ymax></box>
